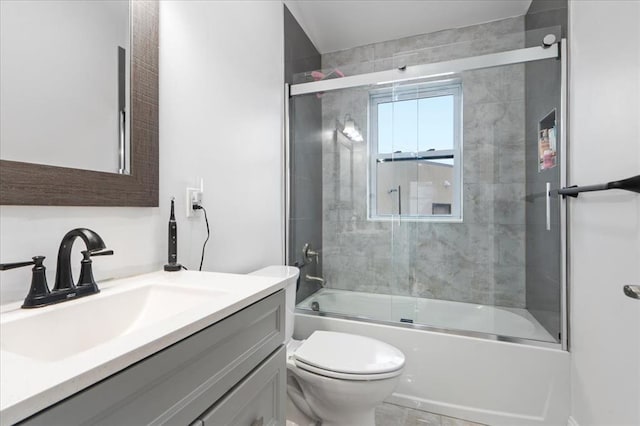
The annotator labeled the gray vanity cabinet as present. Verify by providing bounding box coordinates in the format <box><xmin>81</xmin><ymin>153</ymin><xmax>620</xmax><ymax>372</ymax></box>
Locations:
<box><xmin>19</xmin><ymin>290</ymin><xmax>286</xmax><ymax>426</ymax></box>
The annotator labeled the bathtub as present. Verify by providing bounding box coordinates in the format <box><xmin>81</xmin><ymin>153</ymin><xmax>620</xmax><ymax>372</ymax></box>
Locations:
<box><xmin>294</xmin><ymin>289</ymin><xmax>570</xmax><ymax>426</ymax></box>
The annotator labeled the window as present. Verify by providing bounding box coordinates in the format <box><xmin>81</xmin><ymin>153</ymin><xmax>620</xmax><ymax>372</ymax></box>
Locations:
<box><xmin>368</xmin><ymin>81</ymin><xmax>462</xmax><ymax>221</ymax></box>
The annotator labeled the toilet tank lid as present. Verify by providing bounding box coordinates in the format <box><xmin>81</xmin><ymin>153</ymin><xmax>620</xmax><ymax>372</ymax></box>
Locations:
<box><xmin>249</xmin><ymin>265</ymin><xmax>299</xmax><ymax>281</ymax></box>
<box><xmin>293</xmin><ymin>331</ymin><xmax>405</xmax><ymax>375</ymax></box>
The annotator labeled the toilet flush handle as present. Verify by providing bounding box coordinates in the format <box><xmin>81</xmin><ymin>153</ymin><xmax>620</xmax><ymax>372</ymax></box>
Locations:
<box><xmin>623</xmin><ymin>285</ymin><xmax>640</xmax><ymax>300</ymax></box>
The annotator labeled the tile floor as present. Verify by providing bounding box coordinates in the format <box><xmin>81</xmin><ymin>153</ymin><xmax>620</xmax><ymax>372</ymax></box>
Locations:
<box><xmin>286</xmin><ymin>400</ymin><xmax>486</xmax><ymax>426</ymax></box>
<box><xmin>375</xmin><ymin>403</ymin><xmax>486</xmax><ymax>426</ymax></box>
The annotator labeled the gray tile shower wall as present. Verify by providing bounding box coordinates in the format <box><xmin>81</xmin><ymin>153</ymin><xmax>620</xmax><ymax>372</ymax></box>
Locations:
<box><xmin>524</xmin><ymin>0</ymin><xmax>567</xmax><ymax>340</ymax></box>
<box><xmin>284</xmin><ymin>6</ymin><xmax>323</xmax><ymax>303</ymax></box>
<box><xmin>320</xmin><ymin>17</ymin><xmax>528</xmax><ymax>308</ymax></box>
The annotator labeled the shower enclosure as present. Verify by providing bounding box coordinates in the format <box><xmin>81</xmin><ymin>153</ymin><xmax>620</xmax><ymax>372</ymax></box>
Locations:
<box><xmin>286</xmin><ymin>24</ymin><xmax>567</xmax><ymax>349</ymax></box>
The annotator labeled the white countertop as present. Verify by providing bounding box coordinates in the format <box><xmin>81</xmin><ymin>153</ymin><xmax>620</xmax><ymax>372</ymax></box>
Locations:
<box><xmin>0</xmin><ymin>270</ymin><xmax>289</xmax><ymax>425</ymax></box>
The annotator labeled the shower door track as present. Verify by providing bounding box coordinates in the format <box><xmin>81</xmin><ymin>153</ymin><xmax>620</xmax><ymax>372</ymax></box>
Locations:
<box><xmin>290</xmin><ymin>43</ymin><xmax>559</xmax><ymax>96</ymax></box>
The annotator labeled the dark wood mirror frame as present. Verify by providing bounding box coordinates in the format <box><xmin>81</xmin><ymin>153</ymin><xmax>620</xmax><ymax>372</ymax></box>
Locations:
<box><xmin>0</xmin><ymin>1</ymin><xmax>158</xmax><ymax>207</ymax></box>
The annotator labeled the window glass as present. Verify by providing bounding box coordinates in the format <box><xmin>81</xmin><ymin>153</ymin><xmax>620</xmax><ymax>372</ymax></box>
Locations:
<box><xmin>418</xmin><ymin>95</ymin><xmax>454</xmax><ymax>151</ymax></box>
<box><xmin>377</xmin><ymin>102</ymin><xmax>393</xmax><ymax>153</ymax></box>
<box><xmin>390</xmin><ymin>99</ymin><xmax>419</xmax><ymax>153</ymax></box>
<box><xmin>369</xmin><ymin>82</ymin><xmax>462</xmax><ymax>221</ymax></box>
<box><xmin>378</xmin><ymin>99</ymin><xmax>420</xmax><ymax>154</ymax></box>
<box><xmin>375</xmin><ymin>160</ymin><xmax>454</xmax><ymax>216</ymax></box>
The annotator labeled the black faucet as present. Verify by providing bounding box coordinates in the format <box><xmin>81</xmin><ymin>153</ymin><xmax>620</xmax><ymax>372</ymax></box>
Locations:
<box><xmin>0</xmin><ymin>228</ymin><xmax>113</xmax><ymax>308</ymax></box>
<box><xmin>54</xmin><ymin>228</ymin><xmax>110</xmax><ymax>293</ymax></box>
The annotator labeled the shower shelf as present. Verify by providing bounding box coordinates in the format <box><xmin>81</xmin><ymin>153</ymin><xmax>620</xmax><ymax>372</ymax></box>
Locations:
<box><xmin>553</xmin><ymin>174</ymin><xmax>640</xmax><ymax>198</ymax></box>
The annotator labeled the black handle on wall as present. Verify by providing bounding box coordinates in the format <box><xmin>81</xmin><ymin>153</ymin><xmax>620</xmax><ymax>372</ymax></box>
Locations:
<box><xmin>553</xmin><ymin>174</ymin><xmax>640</xmax><ymax>198</ymax></box>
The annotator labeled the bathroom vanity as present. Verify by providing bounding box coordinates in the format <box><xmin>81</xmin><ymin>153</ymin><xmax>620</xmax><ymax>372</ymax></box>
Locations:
<box><xmin>0</xmin><ymin>271</ymin><xmax>288</xmax><ymax>425</ymax></box>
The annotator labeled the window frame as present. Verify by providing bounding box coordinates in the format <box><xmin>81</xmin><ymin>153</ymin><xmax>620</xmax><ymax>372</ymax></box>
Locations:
<box><xmin>368</xmin><ymin>80</ymin><xmax>463</xmax><ymax>222</ymax></box>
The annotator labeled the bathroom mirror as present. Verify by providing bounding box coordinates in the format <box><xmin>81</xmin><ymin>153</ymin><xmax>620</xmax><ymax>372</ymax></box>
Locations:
<box><xmin>0</xmin><ymin>0</ymin><xmax>158</xmax><ymax>206</ymax></box>
<box><xmin>1</xmin><ymin>0</ymin><xmax>131</xmax><ymax>174</ymax></box>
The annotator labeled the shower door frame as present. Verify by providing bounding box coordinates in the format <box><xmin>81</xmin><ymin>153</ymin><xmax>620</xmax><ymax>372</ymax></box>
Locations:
<box><xmin>284</xmin><ymin>40</ymin><xmax>569</xmax><ymax>351</ymax></box>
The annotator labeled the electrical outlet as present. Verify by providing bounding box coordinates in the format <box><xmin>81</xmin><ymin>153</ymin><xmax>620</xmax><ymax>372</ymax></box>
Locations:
<box><xmin>185</xmin><ymin>188</ymin><xmax>201</xmax><ymax>217</ymax></box>
<box><xmin>186</xmin><ymin>179</ymin><xmax>204</xmax><ymax>218</ymax></box>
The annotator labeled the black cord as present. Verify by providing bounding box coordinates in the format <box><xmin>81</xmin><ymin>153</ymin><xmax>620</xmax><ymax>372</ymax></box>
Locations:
<box><xmin>194</xmin><ymin>205</ymin><xmax>210</xmax><ymax>271</ymax></box>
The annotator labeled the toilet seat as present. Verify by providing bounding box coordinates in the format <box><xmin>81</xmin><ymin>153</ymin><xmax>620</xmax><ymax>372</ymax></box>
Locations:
<box><xmin>293</xmin><ymin>358</ymin><xmax>403</xmax><ymax>381</ymax></box>
<box><xmin>290</xmin><ymin>331</ymin><xmax>405</xmax><ymax>381</ymax></box>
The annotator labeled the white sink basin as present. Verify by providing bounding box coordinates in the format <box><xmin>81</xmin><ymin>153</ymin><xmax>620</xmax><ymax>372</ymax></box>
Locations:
<box><xmin>0</xmin><ymin>283</ymin><xmax>226</xmax><ymax>361</ymax></box>
<box><xmin>1</xmin><ymin>269</ymin><xmax>292</xmax><ymax>425</ymax></box>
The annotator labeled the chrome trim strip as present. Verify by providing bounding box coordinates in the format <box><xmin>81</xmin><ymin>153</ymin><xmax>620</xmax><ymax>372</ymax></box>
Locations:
<box><xmin>118</xmin><ymin>109</ymin><xmax>126</xmax><ymax>174</ymax></box>
<box><xmin>560</xmin><ymin>39</ymin><xmax>569</xmax><ymax>351</ymax></box>
<box><xmin>118</xmin><ymin>46</ymin><xmax>127</xmax><ymax>174</ymax></box>
<box><xmin>284</xmin><ymin>83</ymin><xmax>291</xmax><ymax>264</ymax></box>
<box><xmin>290</xmin><ymin>44</ymin><xmax>559</xmax><ymax>96</ymax></box>
<box><xmin>295</xmin><ymin>309</ymin><xmax>562</xmax><ymax>349</ymax></box>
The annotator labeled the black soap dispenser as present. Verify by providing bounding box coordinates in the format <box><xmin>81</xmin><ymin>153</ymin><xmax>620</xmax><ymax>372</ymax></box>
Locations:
<box><xmin>164</xmin><ymin>197</ymin><xmax>183</xmax><ymax>272</ymax></box>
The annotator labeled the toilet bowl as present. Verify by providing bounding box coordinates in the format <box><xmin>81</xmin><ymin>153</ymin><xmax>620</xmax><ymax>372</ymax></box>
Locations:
<box><xmin>251</xmin><ymin>266</ymin><xmax>405</xmax><ymax>426</ymax></box>
<box><xmin>286</xmin><ymin>331</ymin><xmax>404</xmax><ymax>426</ymax></box>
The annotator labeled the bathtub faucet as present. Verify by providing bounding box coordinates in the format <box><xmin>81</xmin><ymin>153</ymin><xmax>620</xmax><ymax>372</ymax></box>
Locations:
<box><xmin>305</xmin><ymin>274</ymin><xmax>325</xmax><ymax>287</ymax></box>
<box><xmin>303</xmin><ymin>243</ymin><xmax>320</xmax><ymax>264</ymax></box>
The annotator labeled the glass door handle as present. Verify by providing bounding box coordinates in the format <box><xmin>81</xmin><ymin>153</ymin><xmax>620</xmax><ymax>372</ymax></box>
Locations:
<box><xmin>623</xmin><ymin>285</ymin><xmax>640</xmax><ymax>300</ymax></box>
<box><xmin>546</xmin><ymin>182</ymin><xmax>551</xmax><ymax>231</ymax></box>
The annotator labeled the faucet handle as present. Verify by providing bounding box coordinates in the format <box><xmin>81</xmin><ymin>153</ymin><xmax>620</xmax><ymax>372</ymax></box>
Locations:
<box><xmin>302</xmin><ymin>243</ymin><xmax>320</xmax><ymax>263</ymax></box>
<box><xmin>76</xmin><ymin>249</ymin><xmax>113</xmax><ymax>292</ymax></box>
<box><xmin>89</xmin><ymin>249</ymin><xmax>114</xmax><ymax>257</ymax></box>
<box><xmin>0</xmin><ymin>257</ymin><xmax>52</xmax><ymax>308</ymax></box>
<box><xmin>0</xmin><ymin>259</ymin><xmax>38</xmax><ymax>270</ymax></box>
<box><xmin>0</xmin><ymin>256</ymin><xmax>47</xmax><ymax>271</ymax></box>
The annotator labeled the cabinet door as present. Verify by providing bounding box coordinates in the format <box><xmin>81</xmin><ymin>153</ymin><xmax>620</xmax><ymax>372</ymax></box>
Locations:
<box><xmin>200</xmin><ymin>346</ymin><xmax>286</xmax><ymax>426</ymax></box>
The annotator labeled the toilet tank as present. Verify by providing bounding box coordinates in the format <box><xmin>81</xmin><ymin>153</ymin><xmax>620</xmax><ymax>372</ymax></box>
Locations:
<box><xmin>249</xmin><ymin>265</ymin><xmax>300</xmax><ymax>343</ymax></box>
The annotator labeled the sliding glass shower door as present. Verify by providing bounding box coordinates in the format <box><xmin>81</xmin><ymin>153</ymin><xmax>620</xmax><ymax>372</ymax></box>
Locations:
<box><xmin>288</xmin><ymin>26</ymin><xmax>567</xmax><ymax>347</ymax></box>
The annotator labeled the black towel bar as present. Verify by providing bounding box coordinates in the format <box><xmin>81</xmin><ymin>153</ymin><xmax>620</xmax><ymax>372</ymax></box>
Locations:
<box><xmin>553</xmin><ymin>174</ymin><xmax>640</xmax><ymax>198</ymax></box>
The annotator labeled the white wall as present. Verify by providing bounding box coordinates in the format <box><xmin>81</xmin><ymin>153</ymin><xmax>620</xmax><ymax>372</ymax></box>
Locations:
<box><xmin>568</xmin><ymin>1</ymin><xmax>640</xmax><ymax>425</ymax></box>
<box><xmin>0</xmin><ymin>1</ymin><xmax>284</xmax><ymax>305</ymax></box>
<box><xmin>159</xmin><ymin>0</ymin><xmax>284</xmax><ymax>274</ymax></box>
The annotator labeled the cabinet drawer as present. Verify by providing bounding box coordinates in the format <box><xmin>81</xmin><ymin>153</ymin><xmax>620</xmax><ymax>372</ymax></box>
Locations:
<box><xmin>20</xmin><ymin>290</ymin><xmax>285</xmax><ymax>426</ymax></box>
<box><xmin>200</xmin><ymin>346</ymin><xmax>286</xmax><ymax>426</ymax></box>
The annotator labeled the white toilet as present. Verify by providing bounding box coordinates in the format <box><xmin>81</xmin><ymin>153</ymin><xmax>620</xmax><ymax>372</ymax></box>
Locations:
<box><xmin>251</xmin><ymin>266</ymin><xmax>405</xmax><ymax>426</ymax></box>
